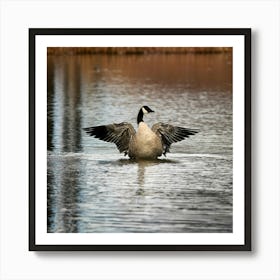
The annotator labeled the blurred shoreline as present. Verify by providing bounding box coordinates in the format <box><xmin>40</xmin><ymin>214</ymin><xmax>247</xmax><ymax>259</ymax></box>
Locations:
<box><xmin>47</xmin><ymin>47</ymin><xmax>232</xmax><ymax>56</ymax></box>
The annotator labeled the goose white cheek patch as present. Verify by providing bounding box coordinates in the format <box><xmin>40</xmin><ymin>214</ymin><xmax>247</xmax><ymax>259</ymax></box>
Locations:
<box><xmin>142</xmin><ymin>107</ymin><xmax>148</xmax><ymax>114</ymax></box>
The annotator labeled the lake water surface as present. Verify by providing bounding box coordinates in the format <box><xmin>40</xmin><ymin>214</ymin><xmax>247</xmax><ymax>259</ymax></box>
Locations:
<box><xmin>47</xmin><ymin>53</ymin><xmax>232</xmax><ymax>233</ymax></box>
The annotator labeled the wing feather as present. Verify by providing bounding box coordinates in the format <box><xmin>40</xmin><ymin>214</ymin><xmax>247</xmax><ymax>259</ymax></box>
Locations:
<box><xmin>151</xmin><ymin>122</ymin><xmax>199</xmax><ymax>155</ymax></box>
<box><xmin>83</xmin><ymin>122</ymin><xmax>136</xmax><ymax>154</ymax></box>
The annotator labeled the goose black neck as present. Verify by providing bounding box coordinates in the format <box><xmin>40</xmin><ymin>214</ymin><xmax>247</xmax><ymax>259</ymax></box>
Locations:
<box><xmin>137</xmin><ymin>109</ymin><xmax>144</xmax><ymax>124</ymax></box>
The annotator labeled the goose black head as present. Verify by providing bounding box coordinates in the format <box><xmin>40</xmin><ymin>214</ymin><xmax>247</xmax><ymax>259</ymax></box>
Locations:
<box><xmin>137</xmin><ymin>106</ymin><xmax>154</xmax><ymax>124</ymax></box>
<box><xmin>142</xmin><ymin>106</ymin><xmax>154</xmax><ymax>114</ymax></box>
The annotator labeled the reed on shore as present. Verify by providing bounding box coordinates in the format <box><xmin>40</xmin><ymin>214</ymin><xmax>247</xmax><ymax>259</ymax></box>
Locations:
<box><xmin>47</xmin><ymin>47</ymin><xmax>231</xmax><ymax>56</ymax></box>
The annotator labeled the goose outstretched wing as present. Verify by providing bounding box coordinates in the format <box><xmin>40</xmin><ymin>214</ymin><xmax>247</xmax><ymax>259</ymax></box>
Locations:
<box><xmin>83</xmin><ymin>122</ymin><xmax>136</xmax><ymax>155</ymax></box>
<box><xmin>151</xmin><ymin>122</ymin><xmax>199</xmax><ymax>155</ymax></box>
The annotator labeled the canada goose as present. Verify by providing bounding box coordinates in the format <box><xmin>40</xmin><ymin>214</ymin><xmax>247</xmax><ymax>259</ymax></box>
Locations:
<box><xmin>83</xmin><ymin>106</ymin><xmax>198</xmax><ymax>160</ymax></box>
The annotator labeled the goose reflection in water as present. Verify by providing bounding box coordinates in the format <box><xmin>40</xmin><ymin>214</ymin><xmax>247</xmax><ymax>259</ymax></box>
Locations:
<box><xmin>117</xmin><ymin>158</ymin><xmax>178</xmax><ymax>196</ymax></box>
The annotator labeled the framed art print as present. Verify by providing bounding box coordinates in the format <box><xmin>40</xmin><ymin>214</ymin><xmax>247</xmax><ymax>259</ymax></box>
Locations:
<box><xmin>29</xmin><ymin>28</ymin><xmax>251</xmax><ymax>251</ymax></box>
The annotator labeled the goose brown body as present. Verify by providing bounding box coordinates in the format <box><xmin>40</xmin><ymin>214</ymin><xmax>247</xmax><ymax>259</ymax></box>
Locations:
<box><xmin>128</xmin><ymin>122</ymin><xmax>163</xmax><ymax>159</ymax></box>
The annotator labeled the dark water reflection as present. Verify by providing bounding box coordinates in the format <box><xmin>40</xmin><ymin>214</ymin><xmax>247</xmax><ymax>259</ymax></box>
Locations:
<box><xmin>47</xmin><ymin>53</ymin><xmax>232</xmax><ymax>233</ymax></box>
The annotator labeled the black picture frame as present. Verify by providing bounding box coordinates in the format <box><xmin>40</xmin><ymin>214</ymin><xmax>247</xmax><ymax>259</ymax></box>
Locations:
<box><xmin>29</xmin><ymin>28</ymin><xmax>251</xmax><ymax>251</ymax></box>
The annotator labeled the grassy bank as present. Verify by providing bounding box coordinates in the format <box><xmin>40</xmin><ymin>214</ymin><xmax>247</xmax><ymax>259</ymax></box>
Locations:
<box><xmin>47</xmin><ymin>47</ymin><xmax>231</xmax><ymax>56</ymax></box>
